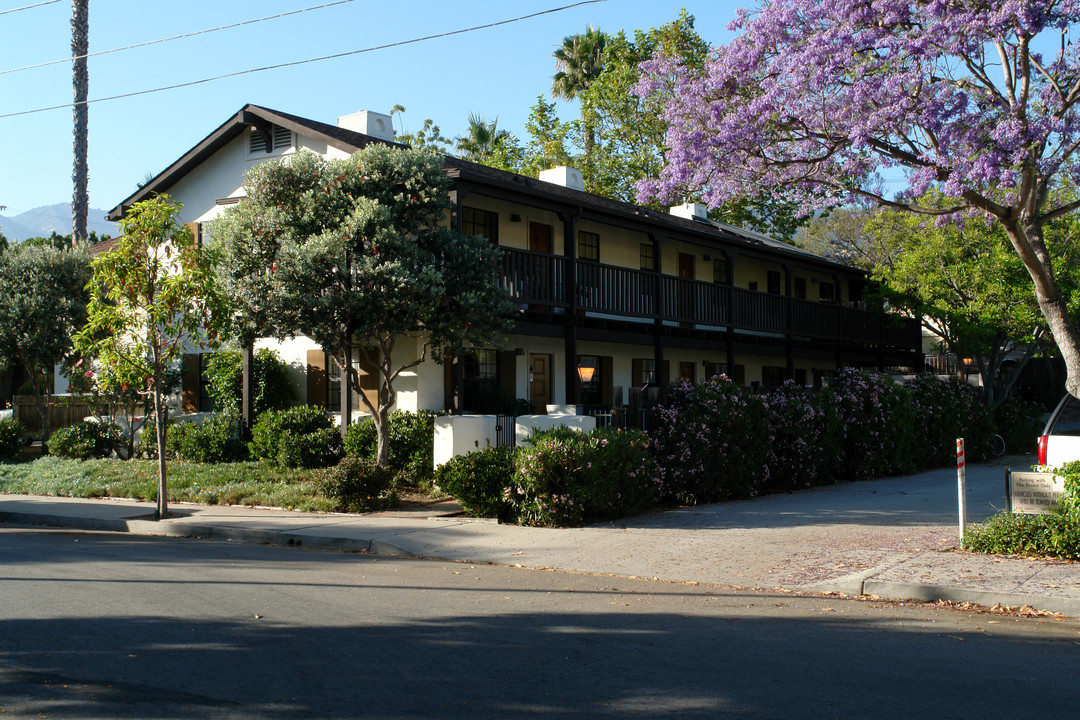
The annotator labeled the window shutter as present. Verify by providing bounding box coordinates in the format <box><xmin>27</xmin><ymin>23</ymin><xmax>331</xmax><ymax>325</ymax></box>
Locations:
<box><xmin>356</xmin><ymin>349</ymin><xmax>379</xmax><ymax>412</ymax></box>
<box><xmin>662</xmin><ymin>360</ymin><xmax>670</xmax><ymax>386</ymax></box>
<box><xmin>306</xmin><ymin>350</ymin><xmax>327</xmax><ymax>408</ymax></box>
<box><xmin>184</xmin><ymin>222</ymin><xmax>199</xmax><ymax>246</ymax></box>
<box><xmin>181</xmin><ymin>354</ymin><xmax>199</xmax><ymax>413</ymax></box>
<box><xmin>497</xmin><ymin>351</ymin><xmax>517</xmax><ymax>401</ymax></box>
<box><xmin>600</xmin><ymin>356</ymin><xmax>613</xmax><ymax>405</ymax></box>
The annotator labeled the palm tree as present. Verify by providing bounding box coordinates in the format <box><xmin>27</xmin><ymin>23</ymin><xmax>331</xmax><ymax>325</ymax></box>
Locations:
<box><xmin>551</xmin><ymin>26</ymin><xmax>608</xmax><ymax>159</ymax></box>
<box><xmin>455</xmin><ymin>113</ymin><xmax>511</xmax><ymax>163</ymax></box>
<box><xmin>71</xmin><ymin>0</ymin><xmax>89</xmax><ymax>242</ymax></box>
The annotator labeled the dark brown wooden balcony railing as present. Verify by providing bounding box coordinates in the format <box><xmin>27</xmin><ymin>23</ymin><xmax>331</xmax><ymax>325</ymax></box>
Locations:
<box><xmin>498</xmin><ymin>247</ymin><xmax>920</xmax><ymax>350</ymax></box>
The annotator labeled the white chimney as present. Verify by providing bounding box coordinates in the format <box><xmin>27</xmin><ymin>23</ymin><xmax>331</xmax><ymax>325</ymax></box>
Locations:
<box><xmin>337</xmin><ymin>110</ymin><xmax>395</xmax><ymax>142</ymax></box>
<box><xmin>670</xmin><ymin>203</ymin><xmax>709</xmax><ymax>221</ymax></box>
<box><xmin>539</xmin><ymin>166</ymin><xmax>585</xmax><ymax>192</ymax></box>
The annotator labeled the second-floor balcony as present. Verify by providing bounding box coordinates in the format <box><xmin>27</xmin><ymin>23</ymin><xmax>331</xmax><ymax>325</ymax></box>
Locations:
<box><xmin>499</xmin><ymin>246</ymin><xmax>920</xmax><ymax>351</ymax></box>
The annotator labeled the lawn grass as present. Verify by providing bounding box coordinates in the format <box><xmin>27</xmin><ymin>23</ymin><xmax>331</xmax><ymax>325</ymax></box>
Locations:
<box><xmin>0</xmin><ymin>456</ymin><xmax>338</xmax><ymax>512</ymax></box>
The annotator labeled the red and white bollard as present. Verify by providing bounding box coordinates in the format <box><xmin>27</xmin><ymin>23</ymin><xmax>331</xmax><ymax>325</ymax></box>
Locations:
<box><xmin>956</xmin><ymin>438</ymin><xmax>967</xmax><ymax>540</ymax></box>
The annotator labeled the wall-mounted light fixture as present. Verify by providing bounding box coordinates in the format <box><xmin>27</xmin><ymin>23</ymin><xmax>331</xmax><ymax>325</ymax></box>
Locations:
<box><xmin>576</xmin><ymin>357</ymin><xmax>596</xmax><ymax>383</ymax></box>
<box><xmin>510</xmin><ymin>213</ymin><xmax>522</xmax><ymax>223</ymax></box>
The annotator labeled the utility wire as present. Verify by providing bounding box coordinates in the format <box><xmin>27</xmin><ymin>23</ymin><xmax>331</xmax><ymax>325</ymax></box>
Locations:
<box><xmin>0</xmin><ymin>0</ymin><xmax>360</xmax><ymax>76</ymax></box>
<box><xmin>0</xmin><ymin>0</ymin><xmax>60</xmax><ymax>16</ymax></box>
<box><xmin>0</xmin><ymin>0</ymin><xmax>606</xmax><ymax>120</ymax></box>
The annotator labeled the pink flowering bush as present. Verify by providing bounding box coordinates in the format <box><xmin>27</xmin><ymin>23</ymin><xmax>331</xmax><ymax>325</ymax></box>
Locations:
<box><xmin>507</xmin><ymin>426</ymin><xmax>661</xmax><ymax>527</ymax></box>
<box><xmin>828</xmin><ymin>369</ymin><xmax>917</xmax><ymax>480</ymax></box>
<box><xmin>649</xmin><ymin>376</ymin><xmax>770</xmax><ymax>502</ymax></box>
<box><xmin>904</xmin><ymin>374</ymin><xmax>992</xmax><ymax>467</ymax></box>
<box><xmin>762</xmin><ymin>381</ymin><xmax>844</xmax><ymax>491</ymax></box>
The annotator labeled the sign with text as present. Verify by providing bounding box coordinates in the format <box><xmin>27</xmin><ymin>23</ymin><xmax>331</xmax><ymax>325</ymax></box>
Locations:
<box><xmin>1007</xmin><ymin>471</ymin><xmax>1065</xmax><ymax>515</ymax></box>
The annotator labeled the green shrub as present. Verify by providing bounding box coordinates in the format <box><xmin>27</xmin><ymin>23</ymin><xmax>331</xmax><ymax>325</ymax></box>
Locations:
<box><xmin>762</xmin><ymin>381</ymin><xmax>844</xmax><ymax>491</ymax></box>
<box><xmin>342</xmin><ymin>410</ymin><xmax>437</xmax><ymax>484</ymax></box>
<box><xmin>963</xmin><ymin>461</ymin><xmax>1080</xmax><ymax>559</ymax></box>
<box><xmin>649</xmin><ymin>377</ymin><xmax>771</xmax><ymax>502</ymax></box>
<box><xmin>905</xmin><ymin>374</ymin><xmax>993</xmax><ymax>466</ymax></box>
<box><xmin>0</xmin><ymin>417</ymin><xmax>24</xmax><ymax>459</ymax></box>
<box><xmin>47</xmin><ymin>420</ymin><xmax>120</xmax><ymax>460</ymax></box>
<box><xmin>250</xmin><ymin>406</ymin><xmax>341</xmax><ymax>469</ymax></box>
<box><xmin>993</xmin><ymin>398</ymin><xmax>1043</xmax><ymax>455</ymax></box>
<box><xmin>315</xmin><ymin>457</ymin><xmax>397</xmax><ymax>513</ymax></box>
<box><xmin>166</xmin><ymin>410</ymin><xmax>248</xmax><ymax>463</ymax></box>
<box><xmin>435</xmin><ymin>446</ymin><xmax>515</xmax><ymax>520</ymax></box>
<box><xmin>204</xmin><ymin>348</ymin><xmax>295</xmax><ymax>417</ymax></box>
<box><xmin>509</xmin><ymin>426</ymin><xmax>661</xmax><ymax>526</ymax></box>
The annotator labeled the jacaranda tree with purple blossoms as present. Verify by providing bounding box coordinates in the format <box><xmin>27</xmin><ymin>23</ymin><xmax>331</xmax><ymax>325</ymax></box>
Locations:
<box><xmin>639</xmin><ymin>0</ymin><xmax>1080</xmax><ymax>397</ymax></box>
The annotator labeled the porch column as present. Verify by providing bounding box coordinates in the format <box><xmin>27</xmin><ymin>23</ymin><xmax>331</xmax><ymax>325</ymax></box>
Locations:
<box><xmin>783</xmin><ymin>263</ymin><xmax>794</xmax><ymax>379</ymax></box>
<box><xmin>652</xmin><ymin>232</ymin><xmax>664</xmax><ymax>385</ymax></box>
<box><xmin>562</xmin><ymin>211</ymin><xmax>579</xmax><ymax>404</ymax></box>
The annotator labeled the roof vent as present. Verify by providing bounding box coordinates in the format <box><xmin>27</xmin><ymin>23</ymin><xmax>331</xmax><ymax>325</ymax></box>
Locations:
<box><xmin>670</xmin><ymin>203</ymin><xmax>709</xmax><ymax>221</ymax></box>
<box><xmin>539</xmin><ymin>166</ymin><xmax>585</xmax><ymax>192</ymax></box>
<box><xmin>337</xmin><ymin>110</ymin><xmax>395</xmax><ymax>142</ymax></box>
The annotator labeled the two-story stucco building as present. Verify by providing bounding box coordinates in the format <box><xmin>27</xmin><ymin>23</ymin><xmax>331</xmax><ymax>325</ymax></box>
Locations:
<box><xmin>107</xmin><ymin>104</ymin><xmax>922</xmax><ymax>421</ymax></box>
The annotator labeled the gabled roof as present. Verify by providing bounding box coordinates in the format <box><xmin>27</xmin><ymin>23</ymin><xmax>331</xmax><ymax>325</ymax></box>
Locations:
<box><xmin>108</xmin><ymin>104</ymin><xmax>851</xmax><ymax>274</ymax></box>
<box><xmin>107</xmin><ymin>104</ymin><xmax>399</xmax><ymax>221</ymax></box>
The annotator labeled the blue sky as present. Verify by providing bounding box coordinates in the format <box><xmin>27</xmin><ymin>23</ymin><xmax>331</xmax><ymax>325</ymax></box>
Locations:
<box><xmin>0</xmin><ymin>0</ymin><xmax>744</xmax><ymax>231</ymax></box>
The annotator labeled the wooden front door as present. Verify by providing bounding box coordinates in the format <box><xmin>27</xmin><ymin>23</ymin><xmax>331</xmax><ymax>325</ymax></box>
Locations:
<box><xmin>529</xmin><ymin>222</ymin><xmax>552</xmax><ymax>253</ymax></box>
<box><xmin>529</xmin><ymin>353</ymin><xmax>551</xmax><ymax>413</ymax></box>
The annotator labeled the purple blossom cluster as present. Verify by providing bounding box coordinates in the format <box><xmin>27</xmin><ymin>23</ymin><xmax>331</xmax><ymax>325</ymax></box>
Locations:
<box><xmin>637</xmin><ymin>0</ymin><xmax>1080</xmax><ymax>218</ymax></box>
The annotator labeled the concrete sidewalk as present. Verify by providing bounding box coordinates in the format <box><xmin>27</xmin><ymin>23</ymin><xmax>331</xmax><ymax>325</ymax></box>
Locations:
<box><xmin>2</xmin><ymin>455</ymin><xmax>1077</xmax><ymax>618</ymax></box>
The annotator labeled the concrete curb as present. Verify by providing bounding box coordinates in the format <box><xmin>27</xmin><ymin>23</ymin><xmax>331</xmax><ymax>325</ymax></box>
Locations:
<box><xmin>0</xmin><ymin>510</ymin><xmax>417</xmax><ymax>560</ymax></box>
<box><xmin>862</xmin><ymin>579</ymin><xmax>1080</xmax><ymax>617</ymax></box>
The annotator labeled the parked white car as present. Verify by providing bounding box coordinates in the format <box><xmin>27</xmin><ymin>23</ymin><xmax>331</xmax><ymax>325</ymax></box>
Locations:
<box><xmin>1037</xmin><ymin>394</ymin><xmax>1080</xmax><ymax>466</ymax></box>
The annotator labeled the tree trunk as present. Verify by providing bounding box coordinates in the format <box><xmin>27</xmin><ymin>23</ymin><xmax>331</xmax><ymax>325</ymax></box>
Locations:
<box><xmin>71</xmin><ymin>0</ymin><xmax>89</xmax><ymax>242</ymax></box>
<box><xmin>1003</xmin><ymin>219</ymin><xmax>1080</xmax><ymax>399</ymax></box>
<box><xmin>153</xmin><ymin>374</ymin><xmax>168</xmax><ymax>519</ymax></box>
<box><xmin>375</xmin><ymin>408</ymin><xmax>391</xmax><ymax>467</ymax></box>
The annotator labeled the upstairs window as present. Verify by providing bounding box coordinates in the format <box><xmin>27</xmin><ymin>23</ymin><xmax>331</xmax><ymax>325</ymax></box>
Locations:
<box><xmin>249</xmin><ymin>124</ymin><xmax>293</xmax><ymax>154</ymax></box>
<box><xmin>713</xmin><ymin>257</ymin><xmax>728</xmax><ymax>284</ymax></box>
<box><xmin>578</xmin><ymin>230</ymin><xmax>599</xmax><ymax>262</ymax></box>
<box><xmin>640</xmin><ymin>242</ymin><xmax>655</xmax><ymax>271</ymax></box>
<box><xmin>767</xmin><ymin>270</ymin><xmax>781</xmax><ymax>295</ymax></box>
<box><xmin>462</xmin><ymin>207</ymin><xmax>499</xmax><ymax>242</ymax></box>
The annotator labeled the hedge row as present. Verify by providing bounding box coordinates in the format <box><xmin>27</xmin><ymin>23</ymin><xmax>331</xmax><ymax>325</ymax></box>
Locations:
<box><xmin>438</xmin><ymin>370</ymin><xmax>1042</xmax><ymax>526</ymax></box>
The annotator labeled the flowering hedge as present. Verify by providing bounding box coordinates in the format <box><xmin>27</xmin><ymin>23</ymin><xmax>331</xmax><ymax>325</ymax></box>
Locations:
<box><xmin>829</xmin><ymin>368</ymin><xmax>918</xmax><ymax>480</ymax></box>
<box><xmin>905</xmin><ymin>374</ymin><xmax>993</xmax><ymax>467</ymax></box>
<box><xmin>649</xmin><ymin>376</ymin><xmax>770</xmax><ymax>502</ymax></box>
<box><xmin>762</xmin><ymin>381</ymin><xmax>844</xmax><ymax>492</ymax></box>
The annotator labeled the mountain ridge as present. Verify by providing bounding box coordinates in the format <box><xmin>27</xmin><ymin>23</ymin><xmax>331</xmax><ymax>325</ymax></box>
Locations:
<box><xmin>0</xmin><ymin>202</ymin><xmax>118</xmax><ymax>243</ymax></box>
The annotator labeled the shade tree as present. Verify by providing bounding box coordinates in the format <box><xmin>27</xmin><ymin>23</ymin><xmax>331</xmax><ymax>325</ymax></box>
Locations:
<box><xmin>211</xmin><ymin>145</ymin><xmax>514</xmax><ymax>467</ymax></box>
<box><xmin>639</xmin><ymin>0</ymin><xmax>1080</xmax><ymax>396</ymax></box>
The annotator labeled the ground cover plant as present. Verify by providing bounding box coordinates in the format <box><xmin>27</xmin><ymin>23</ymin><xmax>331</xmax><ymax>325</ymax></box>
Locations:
<box><xmin>0</xmin><ymin>455</ymin><xmax>334</xmax><ymax>511</ymax></box>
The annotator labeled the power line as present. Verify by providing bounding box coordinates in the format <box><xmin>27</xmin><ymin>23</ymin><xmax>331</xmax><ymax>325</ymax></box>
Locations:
<box><xmin>0</xmin><ymin>0</ymin><xmax>607</xmax><ymax>120</ymax></box>
<box><xmin>0</xmin><ymin>0</ymin><xmax>360</xmax><ymax>76</ymax></box>
<box><xmin>0</xmin><ymin>0</ymin><xmax>60</xmax><ymax>16</ymax></box>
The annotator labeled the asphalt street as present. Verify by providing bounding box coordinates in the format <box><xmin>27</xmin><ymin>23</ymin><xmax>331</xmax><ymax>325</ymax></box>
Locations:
<box><xmin>2</xmin><ymin>526</ymin><xmax>1078</xmax><ymax>719</ymax></box>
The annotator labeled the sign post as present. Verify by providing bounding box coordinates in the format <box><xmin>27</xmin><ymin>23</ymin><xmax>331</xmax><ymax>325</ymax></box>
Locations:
<box><xmin>956</xmin><ymin>438</ymin><xmax>967</xmax><ymax>540</ymax></box>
